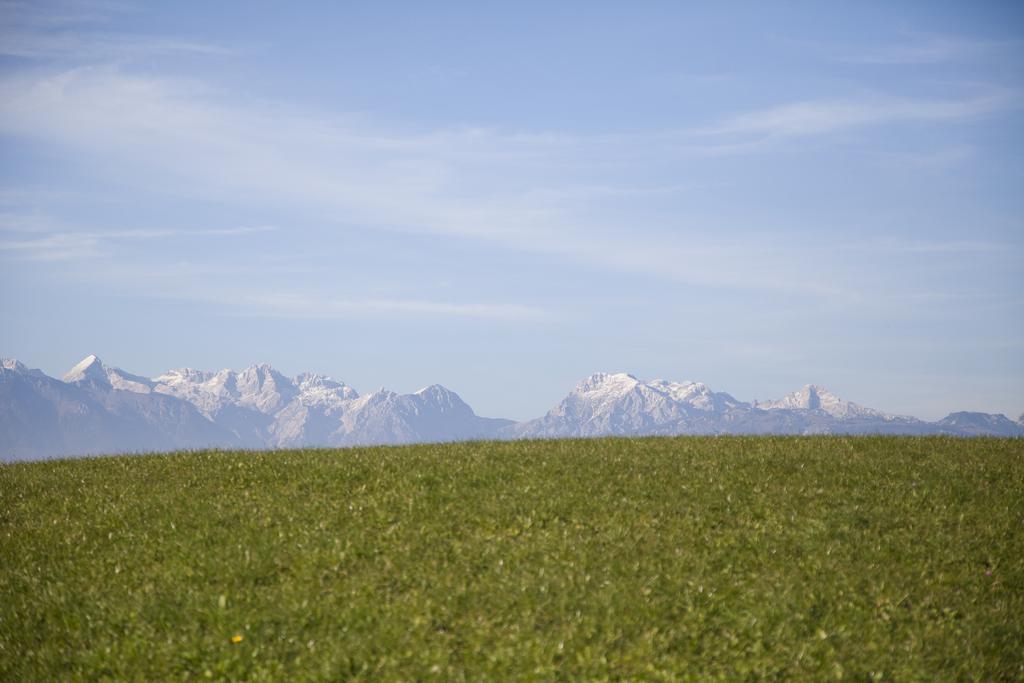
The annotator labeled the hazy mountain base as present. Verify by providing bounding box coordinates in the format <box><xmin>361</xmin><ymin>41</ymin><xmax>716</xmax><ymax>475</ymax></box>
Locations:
<box><xmin>1</xmin><ymin>437</ymin><xmax>1021</xmax><ymax>680</ymax></box>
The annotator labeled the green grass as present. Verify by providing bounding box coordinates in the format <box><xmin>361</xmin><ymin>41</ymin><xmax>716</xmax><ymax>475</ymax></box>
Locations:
<box><xmin>1</xmin><ymin>437</ymin><xmax>1022</xmax><ymax>681</ymax></box>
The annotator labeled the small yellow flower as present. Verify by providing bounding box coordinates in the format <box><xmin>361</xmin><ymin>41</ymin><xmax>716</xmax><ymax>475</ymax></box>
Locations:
<box><xmin>230</xmin><ymin>634</ymin><xmax>244</xmax><ymax>644</ymax></box>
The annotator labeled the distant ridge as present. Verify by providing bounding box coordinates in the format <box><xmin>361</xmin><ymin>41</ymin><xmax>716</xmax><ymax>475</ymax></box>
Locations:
<box><xmin>754</xmin><ymin>384</ymin><xmax>893</xmax><ymax>420</ymax></box>
<box><xmin>2</xmin><ymin>356</ymin><xmax>1021</xmax><ymax>460</ymax></box>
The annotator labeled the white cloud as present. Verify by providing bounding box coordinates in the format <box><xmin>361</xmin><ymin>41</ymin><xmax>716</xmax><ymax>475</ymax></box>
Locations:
<box><xmin>0</xmin><ymin>65</ymin><xmax>1018</xmax><ymax>304</ymax></box>
<box><xmin>226</xmin><ymin>294</ymin><xmax>547</xmax><ymax>321</ymax></box>
<box><xmin>0</xmin><ymin>232</ymin><xmax>101</xmax><ymax>260</ymax></box>
<box><xmin>0</xmin><ymin>31</ymin><xmax>232</xmax><ymax>60</ymax></box>
<box><xmin>0</xmin><ymin>0</ymin><xmax>231</xmax><ymax>61</ymax></box>
<box><xmin>0</xmin><ymin>211</ymin><xmax>69</xmax><ymax>233</ymax></box>
<box><xmin>839</xmin><ymin>35</ymin><xmax>1019</xmax><ymax>65</ymax></box>
<box><xmin>0</xmin><ymin>224</ymin><xmax>278</xmax><ymax>259</ymax></box>
<box><xmin>696</xmin><ymin>91</ymin><xmax>1016</xmax><ymax>140</ymax></box>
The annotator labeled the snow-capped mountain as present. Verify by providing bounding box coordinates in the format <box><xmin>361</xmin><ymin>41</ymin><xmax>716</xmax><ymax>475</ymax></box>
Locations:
<box><xmin>0</xmin><ymin>355</ymin><xmax>511</xmax><ymax>459</ymax></box>
<box><xmin>2</xmin><ymin>355</ymin><xmax>237</xmax><ymax>459</ymax></box>
<box><xmin>335</xmin><ymin>385</ymin><xmax>512</xmax><ymax>446</ymax></box>
<box><xmin>510</xmin><ymin>373</ymin><xmax>983</xmax><ymax>439</ymax></box>
<box><xmin>143</xmin><ymin>363</ymin><xmax>507</xmax><ymax>448</ymax></box>
<box><xmin>2</xmin><ymin>357</ymin><xmax>1021</xmax><ymax>461</ymax></box>
<box><xmin>754</xmin><ymin>384</ymin><xmax>892</xmax><ymax>420</ymax></box>
<box><xmin>507</xmin><ymin>372</ymin><xmax>745</xmax><ymax>437</ymax></box>
<box><xmin>147</xmin><ymin>364</ymin><xmax>356</xmax><ymax>446</ymax></box>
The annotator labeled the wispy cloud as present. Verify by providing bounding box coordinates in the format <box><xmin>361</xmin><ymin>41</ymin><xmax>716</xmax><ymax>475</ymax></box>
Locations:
<box><xmin>226</xmin><ymin>294</ymin><xmax>547</xmax><ymax>321</ymax></box>
<box><xmin>871</xmin><ymin>144</ymin><xmax>976</xmax><ymax>170</ymax></box>
<box><xmin>0</xmin><ymin>211</ymin><xmax>69</xmax><ymax>233</ymax></box>
<box><xmin>696</xmin><ymin>91</ymin><xmax>1017</xmax><ymax>140</ymax></box>
<box><xmin>0</xmin><ymin>64</ymin><xmax>1017</xmax><ymax>301</ymax></box>
<box><xmin>840</xmin><ymin>238</ymin><xmax>1016</xmax><ymax>255</ymax></box>
<box><xmin>0</xmin><ymin>232</ymin><xmax>101</xmax><ymax>260</ymax></box>
<box><xmin>839</xmin><ymin>34</ymin><xmax>1019</xmax><ymax>65</ymax></box>
<box><xmin>0</xmin><ymin>32</ymin><xmax>232</xmax><ymax>60</ymax></box>
<box><xmin>1</xmin><ymin>242</ymin><xmax>550</xmax><ymax>321</ymax></box>
<box><xmin>778</xmin><ymin>30</ymin><xmax>1021</xmax><ymax>66</ymax></box>
<box><xmin>1</xmin><ymin>0</ymin><xmax>134</xmax><ymax>26</ymax></box>
<box><xmin>0</xmin><ymin>224</ymin><xmax>277</xmax><ymax>260</ymax></box>
<box><xmin>0</xmin><ymin>0</ymin><xmax>232</xmax><ymax>61</ymax></box>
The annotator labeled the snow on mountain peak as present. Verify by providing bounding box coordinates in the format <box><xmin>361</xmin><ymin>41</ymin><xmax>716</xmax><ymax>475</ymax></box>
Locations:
<box><xmin>148</xmin><ymin>363</ymin><xmax>364</xmax><ymax>419</ymax></box>
<box><xmin>414</xmin><ymin>384</ymin><xmax>470</xmax><ymax>410</ymax></box>
<box><xmin>757</xmin><ymin>384</ymin><xmax>889</xmax><ymax>419</ymax></box>
<box><xmin>155</xmin><ymin>368</ymin><xmax>215</xmax><ymax>384</ymax></box>
<box><xmin>238</xmin><ymin>363</ymin><xmax>286</xmax><ymax>381</ymax></box>
<box><xmin>105</xmin><ymin>366</ymin><xmax>156</xmax><ymax>394</ymax></box>
<box><xmin>294</xmin><ymin>372</ymin><xmax>358</xmax><ymax>407</ymax></box>
<box><xmin>294</xmin><ymin>372</ymin><xmax>328</xmax><ymax>386</ymax></box>
<box><xmin>0</xmin><ymin>358</ymin><xmax>47</xmax><ymax>378</ymax></box>
<box><xmin>6</xmin><ymin>356</ymin><xmax>1023</xmax><ymax>459</ymax></box>
<box><xmin>294</xmin><ymin>372</ymin><xmax>353</xmax><ymax>392</ymax></box>
<box><xmin>575</xmin><ymin>372</ymin><xmax>639</xmax><ymax>394</ymax></box>
<box><xmin>348</xmin><ymin>388</ymin><xmax>397</xmax><ymax>411</ymax></box>
<box><xmin>63</xmin><ymin>354</ymin><xmax>110</xmax><ymax>386</ymax></box>
<box><xmin>415</xmin><ymin>383</ymin><xmax>454</xmax><ymax>397</ymax></box>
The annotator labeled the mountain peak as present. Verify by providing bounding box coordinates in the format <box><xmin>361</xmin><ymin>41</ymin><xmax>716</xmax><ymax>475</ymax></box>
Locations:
<box><xmin>5</xmin><ymin>357</ymin><xmax>1023</xmax><ymax>459</ymax></box>
<box><xmin>354</xmin><ymin>388</ymin><xmax>398</xmax><ymax>407</ymax></box>
<box><xmin>73</xmin><ymin>353</ymin><xmax>101</xmax><ymax>368</ymax></box>
<box><xmin>758</xmin><ymin>384</ymin><xmax>888</xmax><ymax>420</ymax></box>
<box><xmin>294</xmin><ymin>372</ymin><xmax>358</xmax><ymax>404</ymax></box>
<box><xmin>106</xmin><ymin>366</ymin><xmax>155</xmax><ymax>394</ymax></box>
<box><xmin>801</xmin><ymin>384</ymin><xmax>827</xmax><ymax>410</ymax></box>
<box><xmin>575</xmin><ymin>372</ymin><xmax>639</xmax><ymax>393</ymax></box>
<box><xmin>294</xmin><ymin>372</ymin><xmax>350</xmax><ymax>390</ymax></box>
<box><xmin>155</xmin><ymin>367</ymin><xmax>215</xmax><ymax>384</ymax></box>
<box><xmin>2</xmin><ymin>358</ymin><xmax>27</xmax><ymax>372</ymax></box>
<box><xmin>937</xmin><ymin>411</ymin><xmax>1024</xmax><ymax>437</ymax></box>
<box><xmin>415</xmin><ymin>383</ymin><xmax>453</xmax><ymax>396</ymax></box>
<box><xmin>414</xmin><ymin>384</ymin><xmax>468</xmax><ymax>408</ymax></box>
<box><xmin>241</xmin><ymin>362</ymin><xmax>281</xmax><ymax>376</ymax></box>
<box><xmin>1</xmin><ymin>358</ymin><xmax>49</xmax><ymax>379</ymax></box>
<box><xmin>0</xmin><ymin>358</ymin><xmax>50</xmax><ymax>379</ymax></box>
<box><xmin>63</xmin><ymin>354</ymin><xmax>110</xmax><ymax>387</ymax></box>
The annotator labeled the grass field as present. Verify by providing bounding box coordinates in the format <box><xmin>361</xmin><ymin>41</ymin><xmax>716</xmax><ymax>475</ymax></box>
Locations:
<box><xmin>1</xmin><ymin>437</ymin><xmax>1022</xmax><ymax>680</ymax></box>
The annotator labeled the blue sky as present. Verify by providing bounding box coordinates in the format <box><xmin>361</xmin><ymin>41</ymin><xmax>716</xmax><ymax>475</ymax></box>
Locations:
<box><xmin>1</xmin><ymin>0</ymin><xmax>1022</xmax><ymax>420</ymax></box>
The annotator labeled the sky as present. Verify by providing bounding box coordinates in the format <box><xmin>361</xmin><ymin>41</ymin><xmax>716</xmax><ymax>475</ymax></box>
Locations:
<box><xmin>1</xmin><ymin>0</ymin><xmax>1022</xmax><ymax>421</ymax></box>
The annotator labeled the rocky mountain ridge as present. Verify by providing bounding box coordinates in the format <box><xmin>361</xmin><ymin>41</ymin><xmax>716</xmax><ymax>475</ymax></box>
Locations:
<box><xmin>2</xmin><ymin>357</ymin><xmax>1021</xmax><ymax>460</ymax></box>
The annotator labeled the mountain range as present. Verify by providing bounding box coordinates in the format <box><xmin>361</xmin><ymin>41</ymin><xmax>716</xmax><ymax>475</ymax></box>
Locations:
<box><xmin>2</xmin><ymin>356</ymin><xmax>1021</xmax><ymax>460</ymax></box>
